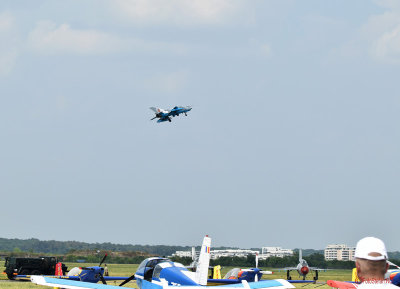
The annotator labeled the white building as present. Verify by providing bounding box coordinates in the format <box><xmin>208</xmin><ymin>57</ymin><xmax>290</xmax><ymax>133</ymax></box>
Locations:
<box><xmin>324</xmin><ymin>244</ymin><xmax>355</xmax><ymax>261</ymax></box>
<box><xmin>173</xmin><ymin>250</ymin><xmax>195</xmax><ymax>258</ymax></box>
<box><xmin>172</xmin><ymin>249</ymin><xmax>259</xmax><ymax>260</ymax></box>
<box><xmin>259</xmin><ymin>247</ymin><xmax>293</xmax><ymax>259</ymax></box>
<box><xmin>210</xmin><ymin>249</ymin><xmax>260</xmax><ymax>259</ymax></box>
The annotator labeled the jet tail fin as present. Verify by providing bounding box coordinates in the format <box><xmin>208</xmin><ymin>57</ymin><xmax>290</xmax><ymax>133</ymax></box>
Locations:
<box><xmin>299</xmin><ymin>249</ymin><xmax>302</xmax><ymax>262</ymax></box>
<box><xmin>195</xmin><ymin>235</ymin><xmax>211</xmax><ymax>285</ymax></box>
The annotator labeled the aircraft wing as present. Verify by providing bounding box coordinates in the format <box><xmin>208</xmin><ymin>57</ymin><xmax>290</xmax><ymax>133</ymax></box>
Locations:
<box><xmin>309</xmin><ymin>267</ymin><xmax>330</xmax><ymax>271</ymax></box>
<box><xmin>31</xmin><ymin>276</ymin><xmax>294</xmax><ymax>289</ymax></box>
<box><xmin>327</xmin><ymin>280</ymin><xmax>357</xmax><ymax>289</ymax></box>
<box><xmin>104</xmin><ymin>276</ymin><xmax>130</xmax><ymax>281</ymax></box>
<box><xmin>208</xmin><ymin>278</ymin><xmax>243</xmax><ymax>285</ymax></box>
<box><xmin>19</xmin><ymin>275</ymin><xmax>128</xmax><ymax>282</ymax></box>
<box><xmin>288</xmin><ymin>280</ymin><xmax>319</xmax><ymax>284</ymax></box>
<box><xmin>212</xmin><ymin>279</ymin><xmax>295</xmax><ymax>289</ymax></box>
<box><xmin>32</xmin><ymin>276</ymin><xmax>123</xmax><ymax>289</ymax></box>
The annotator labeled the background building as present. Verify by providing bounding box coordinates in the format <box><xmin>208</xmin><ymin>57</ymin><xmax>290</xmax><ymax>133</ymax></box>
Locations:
<box><xmin>173</xmin><ymin>249</ymin><xmax>260</xmax><ymax>260</ymax></box>
<box><xmin>324</xmin><ymin>244</ymin><xmax>355</xmax><ymax>261</ymax></box>
<box><xmin>259</xmin><ymin>247</ymin><xmax>293</xmax><ymax>259</ymax></box>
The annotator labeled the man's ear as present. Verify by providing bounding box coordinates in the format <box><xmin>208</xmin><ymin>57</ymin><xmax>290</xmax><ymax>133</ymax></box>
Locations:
<box><xmin>385</xmin><ymin>262</ymin><xmax>389</xmax><ymax>273</ymax></box>
<box><xmin>356</xmin><ymin>260</ymin><xmax>362</xmax><ymax>278</ymax></box>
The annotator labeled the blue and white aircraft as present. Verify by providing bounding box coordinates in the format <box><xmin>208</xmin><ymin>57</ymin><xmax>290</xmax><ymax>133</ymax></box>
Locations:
<box><xmin>31</xmin><ymin>236</ymin><xmax>295</xmax><ymax>289</ymax></box>
<box><xmin>150</xmin><ymin>106</ymin><xmax>192</xmax><ymax>123</ymax></box>
<box><xmin>208</xmin><ymin>254</ymin><xmax>273</xmax><ymax>285</ymax></box>
<box><xmin>20</xmin><ymin>254</ymin><xmax>128</xmax><ymax>284</ymax></box>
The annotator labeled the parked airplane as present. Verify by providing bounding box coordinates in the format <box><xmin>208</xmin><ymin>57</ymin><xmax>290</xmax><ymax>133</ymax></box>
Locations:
<box><xmin>31</xmin><ymin>236</ymin><xmax>295</xmax><ymax>289</ymax></box>
<box><xmin>208</xmin><ymin>253</ymin><xmax>273</xmax><ymax>285</ymax></box>
<box><xmin>282</xmin><ymin>249</ymin><xmax>326</xmax><ymax>281</ymax></box>
<box><xmin>66</xmin><ymin>254</ymin><xmax>129</xmax><ymax>284</ymax></box>
<box><xmin>150</xmin><ymin>106</ymin><xmax>192</xmax><ymax>123</ymax></box>
<box><xmin>19</xmin><ymin>254</ymin><xmax>128</xmax><ymax>284</ymax></box>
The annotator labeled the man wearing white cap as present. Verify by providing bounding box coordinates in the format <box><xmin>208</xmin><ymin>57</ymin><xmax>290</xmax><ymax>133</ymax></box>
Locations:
<box><xmin>355</xmin><ymin>237</ymin><xmax>398</xmax><ymax>288</ymax></box>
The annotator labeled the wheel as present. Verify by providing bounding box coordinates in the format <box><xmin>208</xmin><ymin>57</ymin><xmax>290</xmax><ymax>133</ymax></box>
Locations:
<box><xmin>7</xmin><ymin>273</ymin><xmax>15</xmax><ymax>280</ymax></box>
<box><xmin>20</xmin><ymin>269</ymin><xmax>30</xmax><ymax>275</ymax></box>
<box><xmin>31</xmin><ymin>270</ymin><xmax>41</xmax><ymax>275</ymax></box>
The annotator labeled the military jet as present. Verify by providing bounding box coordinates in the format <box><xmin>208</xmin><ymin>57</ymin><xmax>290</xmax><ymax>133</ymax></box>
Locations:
<box><xmin>282</xmin><ymin>249</ymin><xmax>326</xmax><ymax>281</ymax></box>
<box><xmin>150</xmin><ymin>106</ymin><xmax>192</xmax><ymax>123</ymax></box>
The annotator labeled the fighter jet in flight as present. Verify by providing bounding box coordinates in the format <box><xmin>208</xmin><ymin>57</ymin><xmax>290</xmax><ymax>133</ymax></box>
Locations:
<box><xmin>150</xmin><ymin>106</ymin><xmax>192</xmax><ymax>123</ymax></box>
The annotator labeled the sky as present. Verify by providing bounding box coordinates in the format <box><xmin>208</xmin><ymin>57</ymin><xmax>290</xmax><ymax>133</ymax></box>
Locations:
<box><xmin>0</xmin><ymin>0</ymin><xmax>399</xmax><ymax>251</ymax></box>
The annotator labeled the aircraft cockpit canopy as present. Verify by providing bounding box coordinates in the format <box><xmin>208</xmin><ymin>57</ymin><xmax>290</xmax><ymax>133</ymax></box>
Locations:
<box><xmin>152</xmin><ymin>262</ymin><xmax>185</xmax><ymax>279</ymax></box>
<box><xmin>223</xmin><ymin>268</ymin><xmax>241</xmax><ymax>279</ymax></box>
<box><xmin>138</xmin><ymin>258</ymin><xmax>170</xmax><ymax>271</ymax></box>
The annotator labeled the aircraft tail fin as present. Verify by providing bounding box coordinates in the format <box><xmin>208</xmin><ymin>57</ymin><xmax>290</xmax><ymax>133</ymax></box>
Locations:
<box><xmin>150</xmin><ymin>107</ymin><xmax>159</xmax><ymax>113</ymax></box>
<box><xmin>192</xmin><ymin>247</ymin><xmax>196</xmax><ymax>261</ymax></box>
<box><xmin>299</xmin><ymin>249</ymin><xmax>302</xmax><ymax>262</ymax></box>
<box><xmin>195</xmin><ymin>235</ymin><xmax>211</xmax><ymax>285</ymax></box>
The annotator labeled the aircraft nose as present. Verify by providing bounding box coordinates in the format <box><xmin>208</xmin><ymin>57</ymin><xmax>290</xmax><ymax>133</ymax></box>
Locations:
<box><xmin>300</xmin><ymin>266</ymin><xmax>309</xmax><ymax>275</ymax></box>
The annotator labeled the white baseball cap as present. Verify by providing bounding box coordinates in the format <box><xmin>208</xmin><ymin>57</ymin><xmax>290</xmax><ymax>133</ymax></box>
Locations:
<box><xmin>355</xmin><ymin>237</ymin><xmax>388</xmax><ymax>261</ymax></box>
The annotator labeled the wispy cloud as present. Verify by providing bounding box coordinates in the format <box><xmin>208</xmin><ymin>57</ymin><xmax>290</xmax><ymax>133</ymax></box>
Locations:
<box><xmin>28</xmin><ymin>20</ymin><xmax>187</xmax><ymax>55</ymax></box>
<box><xmin>110</xmin><ymin>0</ymin><xmax>247</xmax><ymax>26</ymax></box>
<box><xmin>144</xmin><ymin>70</ymin><xmax>189</xmax><ymax>93</ymax></box>
<box><xmin>0</xmin><ymin>12</ymin><xmax>18</xmax><ymax>76</ymax></box>
<box><xmin>28</xmin><ymin>21</ymin><xmax>124</xmax><ymax>54</ymax></box>
<box><xmin>365</xmin><ymin>1</ymin><xmax>400</xmax><ymax>63</ymax></box>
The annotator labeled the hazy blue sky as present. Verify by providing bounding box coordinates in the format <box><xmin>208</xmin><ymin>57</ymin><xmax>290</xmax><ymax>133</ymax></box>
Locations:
<box><xmin>0</xmin><ymin>0</ymin><xmax>399</xmax><ymax>251</ymax></box>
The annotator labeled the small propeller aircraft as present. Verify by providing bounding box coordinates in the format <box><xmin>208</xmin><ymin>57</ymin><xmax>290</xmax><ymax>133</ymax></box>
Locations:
<box><xmin>19</xmin><ymin>253</ymin><xmax>128</xmax><ymax>285</ymax></box>
<box><xmin>150</xmin><ymin>106</ymin><xmax>192</xmax><ymax>123</ymax></box>
<box><xmin>31</xmin><ymin>236</ymin><xmax>295</xmax><ymax>289</ymax></box>
<box><xmin>65</xmin><ymin>254</ymin><xmax>129</xmax><ymax>284</ymax></box>
<box><xmin>208</xmin><ymin>253</ymin><xmax>273</xmax><ymax>285</ymax></box>
<box><xmin>282</xmin><ymin>249</ymin><xmax>326</xmax><ymax>281</ymax></box>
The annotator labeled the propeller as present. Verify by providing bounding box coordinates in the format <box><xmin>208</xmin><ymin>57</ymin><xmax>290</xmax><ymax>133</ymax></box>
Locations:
<box><xmin>119</xmin><ymin>274</ymin><xmax>136</xmax><ymax>287</ymax></box>
<box><xmin>99</xmin><ymin>274</ymin><xmax>107</xmax><ymax>285</ymax></box>
<box><xmin>99</xmin><ymin>254</ymin><xmax>108</xmax><ymax>267</ymax></box>
<box><xmin>240</xmin><ymin>254</ymin><xmax>273</xmax><ymax>282</ymax></box>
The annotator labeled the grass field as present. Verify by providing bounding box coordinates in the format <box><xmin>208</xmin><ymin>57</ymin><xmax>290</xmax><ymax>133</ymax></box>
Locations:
<box><xmin>0</xmin><ymin>260</ymin><xmax>353</xmax><ymax>289</ymax></box>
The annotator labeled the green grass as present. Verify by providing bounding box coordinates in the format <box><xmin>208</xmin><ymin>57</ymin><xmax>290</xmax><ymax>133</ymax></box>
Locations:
<box><xmin>0</xmin><ymin>260</ymin><xmax>353</xmax><ymax>289</ymax></box>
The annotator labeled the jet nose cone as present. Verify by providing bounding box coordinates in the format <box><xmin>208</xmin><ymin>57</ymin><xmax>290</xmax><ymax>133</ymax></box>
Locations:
<box><xmin>300</xmin><ymin>266</ymin><xmax>309</xmax><ymax>275</ymax></box>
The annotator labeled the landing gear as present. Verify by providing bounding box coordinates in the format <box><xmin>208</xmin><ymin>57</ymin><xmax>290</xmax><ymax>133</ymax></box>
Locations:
<box><xmin>313</xmin><ymin>270</ymin><xmax>319</xmax><ymax>282</ymax></box>
<box><xmin>286</xmin><ymin>271</ymin><xmax>291</xmax><ymax>280</ymax></box>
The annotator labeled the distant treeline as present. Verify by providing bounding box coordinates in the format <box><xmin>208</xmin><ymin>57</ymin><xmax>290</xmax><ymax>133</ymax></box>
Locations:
<box><xmin>1</xmin><ymin>238</ymin><xmax>400</xmax><ymax>267</ymax></box>
<box><xmin>0</xmin><ymin>237</ymin><xmax>236</xmax><ymax>256</ymax></box>
<box><xmin>173</xmin><ymin>253</ymin><xmax>400</xmax><ymax>270</ymax></box>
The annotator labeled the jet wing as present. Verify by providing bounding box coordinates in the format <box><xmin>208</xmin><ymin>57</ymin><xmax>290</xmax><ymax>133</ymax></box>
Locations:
<box><xmin>309</xmin><ymin>267</ymin><xmax>330</xmax><ymax>271</ymax></box>
<box><xmin>31</xmin><ymin>276</ymin><xmax>294</xmax><ymax>289</ymax></box>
